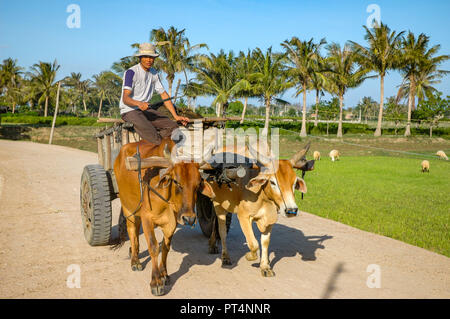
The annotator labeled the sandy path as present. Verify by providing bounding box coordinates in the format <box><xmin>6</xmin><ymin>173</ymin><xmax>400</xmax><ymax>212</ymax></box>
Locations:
<box><xmin>0</xmin><ymin>140</ymin><xmax>448</xmax><ymax>298</ymax></box>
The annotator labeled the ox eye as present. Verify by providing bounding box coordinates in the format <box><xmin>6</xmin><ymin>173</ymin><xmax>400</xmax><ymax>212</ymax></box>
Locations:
<box><xmin>270</xmin><ymin>180</ymin><xmax>277</xmax><ymax>186</ymax></box>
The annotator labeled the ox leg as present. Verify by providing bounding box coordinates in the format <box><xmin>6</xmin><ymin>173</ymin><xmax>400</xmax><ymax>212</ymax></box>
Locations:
<box><xmin>124</xmin><ymin>212</ymin><xmax>143</xmax><ymax>272</ymax></box>
<box><xmin>208</xmin><ymin>214</ymin><xmax>219</xmax><ymax>254</ymax></box>
<box><xmin>159</xmin><ymin>221</ymin><xmax>176</xmax><ymax>286</ymax></box>
<box><xmin>237</xmin><ymin>215</ymin><xmax>259</xmax><ymax>262</ymax></box>
<box><xmin>215</xmin><ymin>207</ymin><xmax>232</xmax><ymax>267</ymax></box>
<box><xmin>258</xmin><ymin>223</ymin><xmax>275</xmax><ymax>277</ymax></box>
<box><xmin>141</xmin><ymin>217</ymin><xmax>164</xmax><ymax>296</ymax></box>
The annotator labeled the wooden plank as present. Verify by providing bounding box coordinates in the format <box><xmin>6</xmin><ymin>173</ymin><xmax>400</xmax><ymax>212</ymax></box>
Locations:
<box><xmin>122</xmin><ymin>129</ymin><xmax>129</xmax><ymax>145</ymax></box>
<box><xmin>104</xmin><ymin>135</ymin><xmax>112</xmax><ymax>171</ymax></box>
<box><xmin>97</xmin><ymin>137</ymin><xmax>104</xmax><ymax>166</ymax></box>
<box><xmin>125</xmin><ymin>156</ymin><xmax>171</xmax><ymax>171</ymax></box>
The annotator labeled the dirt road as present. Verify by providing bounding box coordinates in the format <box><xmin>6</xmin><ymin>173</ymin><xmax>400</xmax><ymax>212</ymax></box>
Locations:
<box><xmin>0</xmin><ymin>140</ymin><xmax>448</xmax><ymax>298</ymax></box>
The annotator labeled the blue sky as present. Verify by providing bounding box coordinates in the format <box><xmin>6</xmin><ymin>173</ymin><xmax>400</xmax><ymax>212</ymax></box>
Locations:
<box><xmin>1</xmin><ymin>0</ymin><xmax>449</xmax><ymax>108</ymax></box>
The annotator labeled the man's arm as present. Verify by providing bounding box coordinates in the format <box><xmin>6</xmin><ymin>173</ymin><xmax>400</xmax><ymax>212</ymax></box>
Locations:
<box><xmin>160</xmin><ymin>91</ymin><xmax>189</xmax><ymax>126</ymax></box>
<box><xmin>122</xmin><ymin>89</ymin><xmax>148</xmax><ymax>111</ymax></box>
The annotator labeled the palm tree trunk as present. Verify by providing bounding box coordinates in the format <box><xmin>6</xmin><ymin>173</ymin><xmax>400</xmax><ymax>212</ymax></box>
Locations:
<box><xmin>44</xmin><ymin>96</ymin><xmax>49</xmax><ymax>117</ymax></box>
<box><xmin>240</xmin><ymin>97</ymin><xmax>248</xmax><ymax>124</ymax></box>
<box><xmin>404</xmin><ymin>75</ymin><xmax>414</xmax><ymax>137</ymax></box>
<box><xmin>262</xmin><ymin>98</ymin><xmax>271</xmax><ymax>136</ymax></box>
<box><xmin>216</xmin><ymin>102</ymin><xmax>222</xmax><ymax>117</ymax></box>
<box><xmin>167</xmin><ymin>79</ymin><xmax>173</xmax><ymax>97</ymax></box>
<box><xmin>300</xmin><ymin>83</ymin><xmax>307</xmax><ymax>137</ymax></box>
<box><xmin>83</xmin><ymin>98</ymin><xmax>87</xmax><ymax>112</ymax></box>
<box><xmin>314</xmin><ymin>90</ymin><xmax>319</xmax><ymax>127</ymax></box>
<box><xmin>374</xmin><ymin>75</ymin><xmax>384</xmax><ymax>137</ymax></box>
<box><xmin>98</xmin><ymin>98</ymin><xmax>103</xmax><ymax>119</ymax></box>
<box><xmin>12</xmin><ymin>102</ymin><xmax>16</xmax><ymax>114</ymax></box>
<box><xmin>337</xmin><ymin>94</ymin><xmax>344</xmax><ymax>138</ymax></box>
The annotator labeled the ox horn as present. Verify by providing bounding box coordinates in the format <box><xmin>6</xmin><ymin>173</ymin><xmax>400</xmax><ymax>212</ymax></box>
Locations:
<box><xmin>125</xmin><ymin>155</ymin><xmax>172</xmax><ymax>171</ymax></box>
<box><xmin>290</xmin><ymin>142</ymin><xmax>311</xmax><ymax>166</ymax></box>
<box><xmin>247</xmin><ymin>140</ymin><xmax>275</xmax><ymax>166</ymax></box>
<box><xmin>199</xmin><ymin>143</ymin><xmax>215</xmax><ymax>170</ymax></box>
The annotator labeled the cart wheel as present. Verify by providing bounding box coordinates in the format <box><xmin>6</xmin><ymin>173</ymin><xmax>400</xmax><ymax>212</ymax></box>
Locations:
<box><xmin>196</xmin><ymin>192</ymin><xmax>231</xmax><ymax>238</ymax></box>
<box><xmin>80</xmin><ymin>164</ymin><xmax>112</xmax><ymax>246</ymax></box>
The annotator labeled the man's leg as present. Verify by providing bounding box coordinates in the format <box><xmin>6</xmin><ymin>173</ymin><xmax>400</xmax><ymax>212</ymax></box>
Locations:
<box><xmin>143</xmin><ymin>109</ymin><xmax>180</xmax><ymax>139</ymax></box>
<box><xmin>121</xmin><ymin>110</ymin><xmax>162</xmax><ymax>145</ymax></box>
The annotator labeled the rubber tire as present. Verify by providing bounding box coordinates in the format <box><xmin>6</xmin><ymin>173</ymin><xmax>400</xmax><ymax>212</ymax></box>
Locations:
<box><xmin>196</xmin><ymin>192</ymin><xmax>231</xmax><ymax>238</ymax></box>
<box><xmin>80</xmin><ymin>164</ymin><xmax>112</xmax><ymax>246</ymax></box>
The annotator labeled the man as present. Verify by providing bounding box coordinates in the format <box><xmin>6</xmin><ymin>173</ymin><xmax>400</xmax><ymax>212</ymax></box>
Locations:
<box><xmin>119</xmin><ymin>42</ymin><xmax>190</xmax><ymax>145</ymax></box>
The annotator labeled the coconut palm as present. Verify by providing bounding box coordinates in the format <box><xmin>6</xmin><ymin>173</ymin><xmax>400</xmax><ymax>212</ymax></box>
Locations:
<box><xmin>93</xmin><ymin>71</ymin><xmax>122</xmax><ymax>118</ymax></box>
<box><xmin>397</xmin><ymin>32</ymin><xmax>449</xmax><ymax>136</ymax></box>
<box><xmin>325</xmin><ymin>43</ymin><xmax>373</xmax><ymax>137</ymax></box>
<box><xmin>28</xmin><ymin>59</ymin><xmax>60</xmax><ymax>117</ymax></box>
<box><xmin>252</xmin><ymin>47</ymin><xmax>292</xmax><ymax>135</ymax></box>
<box><xmin>236</xmin><ymin>50</ymin><xmax>258</xmax><ymax>123</ymax></box>
<box><xmin>350</xmin><ymin>23</ymin><xmax>404</xmax><ymax>136</ymax></box>
<box><xmin>150</xmin><ymin>26</ymin><xmax>207</xmax><ymax>97</ymax></box>
<box><xmin>281</xmin><ymin>37</ymin><xmax>326</xmax><ymax>136</ymax></box>
<box><xmin>189</xmin><ymin>50</ymin><xmax>251</xmax><ymax>116</ymax></box>
<box><xmin>1</xmin><ymin>58</ymin><xmax>24</xmax><ymax>113</ymax></box>
<box><xmin>310</xmin><ymin>52</ymin><xmax>328</xmax><ymax>126</ymax></box>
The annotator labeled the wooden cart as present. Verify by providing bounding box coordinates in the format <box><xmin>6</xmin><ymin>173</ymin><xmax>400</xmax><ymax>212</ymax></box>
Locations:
<box><xmin>80</xmin><ymin>117</ymin><xmax>237</xmax><ymax>246</ymax></box>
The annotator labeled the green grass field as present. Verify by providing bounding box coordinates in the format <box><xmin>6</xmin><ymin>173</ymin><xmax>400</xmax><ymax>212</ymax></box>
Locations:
<box><xmin>295</xmin><ymin>156</ymin><xmax>450</xmax><ymax>257</ymax></box>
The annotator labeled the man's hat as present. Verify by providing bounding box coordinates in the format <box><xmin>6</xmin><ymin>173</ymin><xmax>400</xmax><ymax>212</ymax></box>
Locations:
<box><xmin>134</xmin><ymin>43</ymin><xmax>160</xmax><ymax>58</ymax></box>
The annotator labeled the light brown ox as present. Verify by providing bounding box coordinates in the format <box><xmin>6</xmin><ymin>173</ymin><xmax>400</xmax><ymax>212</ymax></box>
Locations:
<box><xmin>205</xmin><ymin>142</ymin><xmax>314</xmax><ymax>277</ymax></box>
<box><xmin>113</xmin><ymin>138</ymin><xmax>215</xmax><ymax>296</ymax></box>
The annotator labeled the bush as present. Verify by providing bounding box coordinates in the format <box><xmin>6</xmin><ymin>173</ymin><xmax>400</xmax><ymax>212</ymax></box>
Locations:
<box><xmin>0</xmin><ymin>114</ymin><xmax>104</xmax><ymax>126</ymax></box>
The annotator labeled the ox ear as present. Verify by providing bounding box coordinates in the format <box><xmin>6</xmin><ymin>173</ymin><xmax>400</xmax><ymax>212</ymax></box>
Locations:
<box><xmin>245</xmin><ymin>176</ymin><xmax>269</xmax><ymax>194</ymax></box>
<box><xmin>295</xmin><ymin>177</ymin><xmax>307</xmax><ymax>193</ymax></box>
<box><xmin>199</xmin><ymin>181</ymin><xmax>215</xmax><ymax>199</ymax></box>
<box><xmin>156</xmin><ymin>168</ymin><xmax>172</xmax><ymax>188</ymax></box>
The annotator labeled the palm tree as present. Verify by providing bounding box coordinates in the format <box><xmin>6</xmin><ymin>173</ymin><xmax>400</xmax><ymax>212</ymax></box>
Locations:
<box><xmin>189</xmin><ymin>50</ymin><xmax>251</xmax><ymax>117</ymax></box>
<box><xmin>350</xmin><ymin>23</ymin><xmax>404</xmax><ymax>136</ymax></box>
<box><xmin>28</xmin><ymin>59</ymin><xmax>60</xmax><ymax>117</ymax></box>
<box><xmin>252</xmin><ymin>47</ymin><xmax>292</xmax><ymax>135</ymax></box>
<box><xmin>398</xmin><ymin>32</ymin><xmax>449</xmax><ymax>136</ymax></box>
<box><xmin>310</xmin><ymin>52</ymin><xmax>327</xmax><ymax>126</ymax></box>
<box><xmin>325</xmin><ymin>43</ymin><xmax>372</xmax><ymax>137</ymax></box>
<box><xmin>93</xmin><ymin>71</ymin><xmax>121</xmax><ymax>118</ymax></box>
<box><xmin>281</xmin><ymin>37</ymin><xmax>326</xmax><ymax>136</ymax></box>
<box><xmin>236</xmin><ymin>50</ymin><xmax>257</xmax><ymax>123</ymax></box>
<box><xmin>150</xmin><ymin>26</ymin><xmax>207</xmax><ymax>97</ymax></box>
<box><xmin>396</xmin><ymin>60</ymin><xmax>449</xmax><ymax>107</ymax></box>
<box><xmin>63</xmin><ymin>72</ymin><xmax>84</xmax><ymax>113</ymax></box>
<box><xmin>1</xmin><ymin>58</ymin><xmax>23</xmax><ymax>113</ymax></box>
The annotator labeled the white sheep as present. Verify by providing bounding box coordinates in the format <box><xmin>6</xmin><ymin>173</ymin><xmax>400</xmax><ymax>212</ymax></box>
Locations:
<box><xmin>421</xmin><ymin>160</ymin><xmax>430</xmax><ymax>173</ymax></box>
<box><xmin>436</xmin><ymin>150</ymin><xmax>448</xmax><ymax>161</ymax></box>
<box><xmin>313</xmin><ymin>151</ymin><xmax>321</xmax><ymax>161</ymax></box>
<box><xmin>329</xmin><ymin>149</ymin><xmax>340</xmax><ymax>162</ymax></box>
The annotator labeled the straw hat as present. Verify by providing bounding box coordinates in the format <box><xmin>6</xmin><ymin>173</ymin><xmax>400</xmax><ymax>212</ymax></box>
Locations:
<box><xmin>134</xmin><ymin>43</ymin><xmax>160</xmax><ymax>57</ymax></box>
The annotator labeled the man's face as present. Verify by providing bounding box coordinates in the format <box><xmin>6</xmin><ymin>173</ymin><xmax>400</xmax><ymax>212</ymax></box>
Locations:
<box><xmin>140</xmin><ymin>56</ymin><xmax>155</xmax><ymax>70</ymax></box>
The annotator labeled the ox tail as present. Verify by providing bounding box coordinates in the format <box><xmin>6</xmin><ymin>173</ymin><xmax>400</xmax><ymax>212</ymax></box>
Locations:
<box><xmin>110</xmin><ymin>209</ymin><xmax>128</xmax><ymax>251</ymax></box>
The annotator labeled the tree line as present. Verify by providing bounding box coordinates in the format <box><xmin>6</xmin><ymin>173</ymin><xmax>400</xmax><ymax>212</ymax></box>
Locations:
<box><xmin>0</xmin><ymin>23</ymin><xmax>448</xmax><ymax>137</ymax></box>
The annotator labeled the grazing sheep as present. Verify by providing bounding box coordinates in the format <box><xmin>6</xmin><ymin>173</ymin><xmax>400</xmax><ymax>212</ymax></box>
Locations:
<box><xmin>421</xmin><ymin>160</ymin><xmax>430</xmax><ymax>173</ymax></box>
<box><xmin>436</xmin><ymin>150</ymin><xmax>448</xmax><ymax>161</ymax></box>
<box><xmin>313</xmin><ymin>151</ymin><xmax>321</xmax><ymax>161</ymax></box>
<box><xmin>329</xmin><ymin>149</ymin><xmax>340</xmax><ymax>162</ymax></box>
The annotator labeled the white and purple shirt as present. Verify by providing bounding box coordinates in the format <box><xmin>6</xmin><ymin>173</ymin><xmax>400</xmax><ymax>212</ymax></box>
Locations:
<box><xmin>119</xmin><ymin>64</ymin><xmax>166</xmax><ymax>114</ymax></box>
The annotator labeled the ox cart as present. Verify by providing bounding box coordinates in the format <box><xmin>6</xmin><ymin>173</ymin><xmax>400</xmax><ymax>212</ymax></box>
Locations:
<box><xmin>80</xmin><ymin>117</ymin><xmax>236</xmax><ymax>246</ymax></box>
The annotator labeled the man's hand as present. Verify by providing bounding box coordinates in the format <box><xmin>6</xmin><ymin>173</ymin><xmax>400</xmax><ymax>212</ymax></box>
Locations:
<box><xmin>175</xmin><ymin>115</ymin><xmax>190</xmax><ymax>126</ymax></box>
<box><xmin>137</xmin><ymin>101</ymin><xmax>149</xmax><ymax>111</ymax></box>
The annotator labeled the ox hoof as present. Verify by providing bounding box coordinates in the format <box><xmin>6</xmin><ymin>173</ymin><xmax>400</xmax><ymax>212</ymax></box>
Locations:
<box><xmin>131</xmin><ymin>263</ymin><xmax>143</xmax><ymax>272</ymax></box>
<box><xmin>208</xmin><ymin>246</ymin><xmax>219</xmax><ymax>254</ymax></box>
<box><xmin>150</xmin><ymin>284</ymin><xmax>165</xmax><ymax>296</ymax></box>
<box><xmin>221</xmin><ymin>257</ymin><xmax>232</xmax><ymax>268</ymax></box>
<box><xmin>261</xmin><ymin>268</ymin><xmax>275</xmax><ymax>277</ymax></box>
<box><xmin>162</xmin><ymin>275</ymin><xmax>171</xmax><ymax>286</ymax></box>
<box><xmin>245</xmin><ymin>251</ymin><xmax>258</xmax><ymax>261</ymax></box>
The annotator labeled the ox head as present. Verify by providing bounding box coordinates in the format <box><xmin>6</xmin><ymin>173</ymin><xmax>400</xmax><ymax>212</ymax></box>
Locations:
<box><xmin>246</xmin><ymin>142</ymin><xmax>314</xmax><ymax>217</ymax></box>
<box><xmin>151</xmin><ymin>144</ymin><xmax>216</xmax><ymax>226</ymax></box>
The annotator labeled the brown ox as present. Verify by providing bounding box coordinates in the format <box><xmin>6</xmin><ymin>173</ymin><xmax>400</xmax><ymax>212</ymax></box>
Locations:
<box><xmin>113</xmin><ymin>138</ymin><xmax>214</xmax><ymax>296</ymax></box>
<box><xmin>205</xmin><ymin>142</ymin><xmax>314</xmax><ymax>277</ymax></box>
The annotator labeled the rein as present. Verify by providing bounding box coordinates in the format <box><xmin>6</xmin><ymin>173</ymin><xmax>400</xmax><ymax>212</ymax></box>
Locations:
<box><xmin>125</xmin><ymin>146</ymin><xmax>175</xmax><ymax>224</ymax></box>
